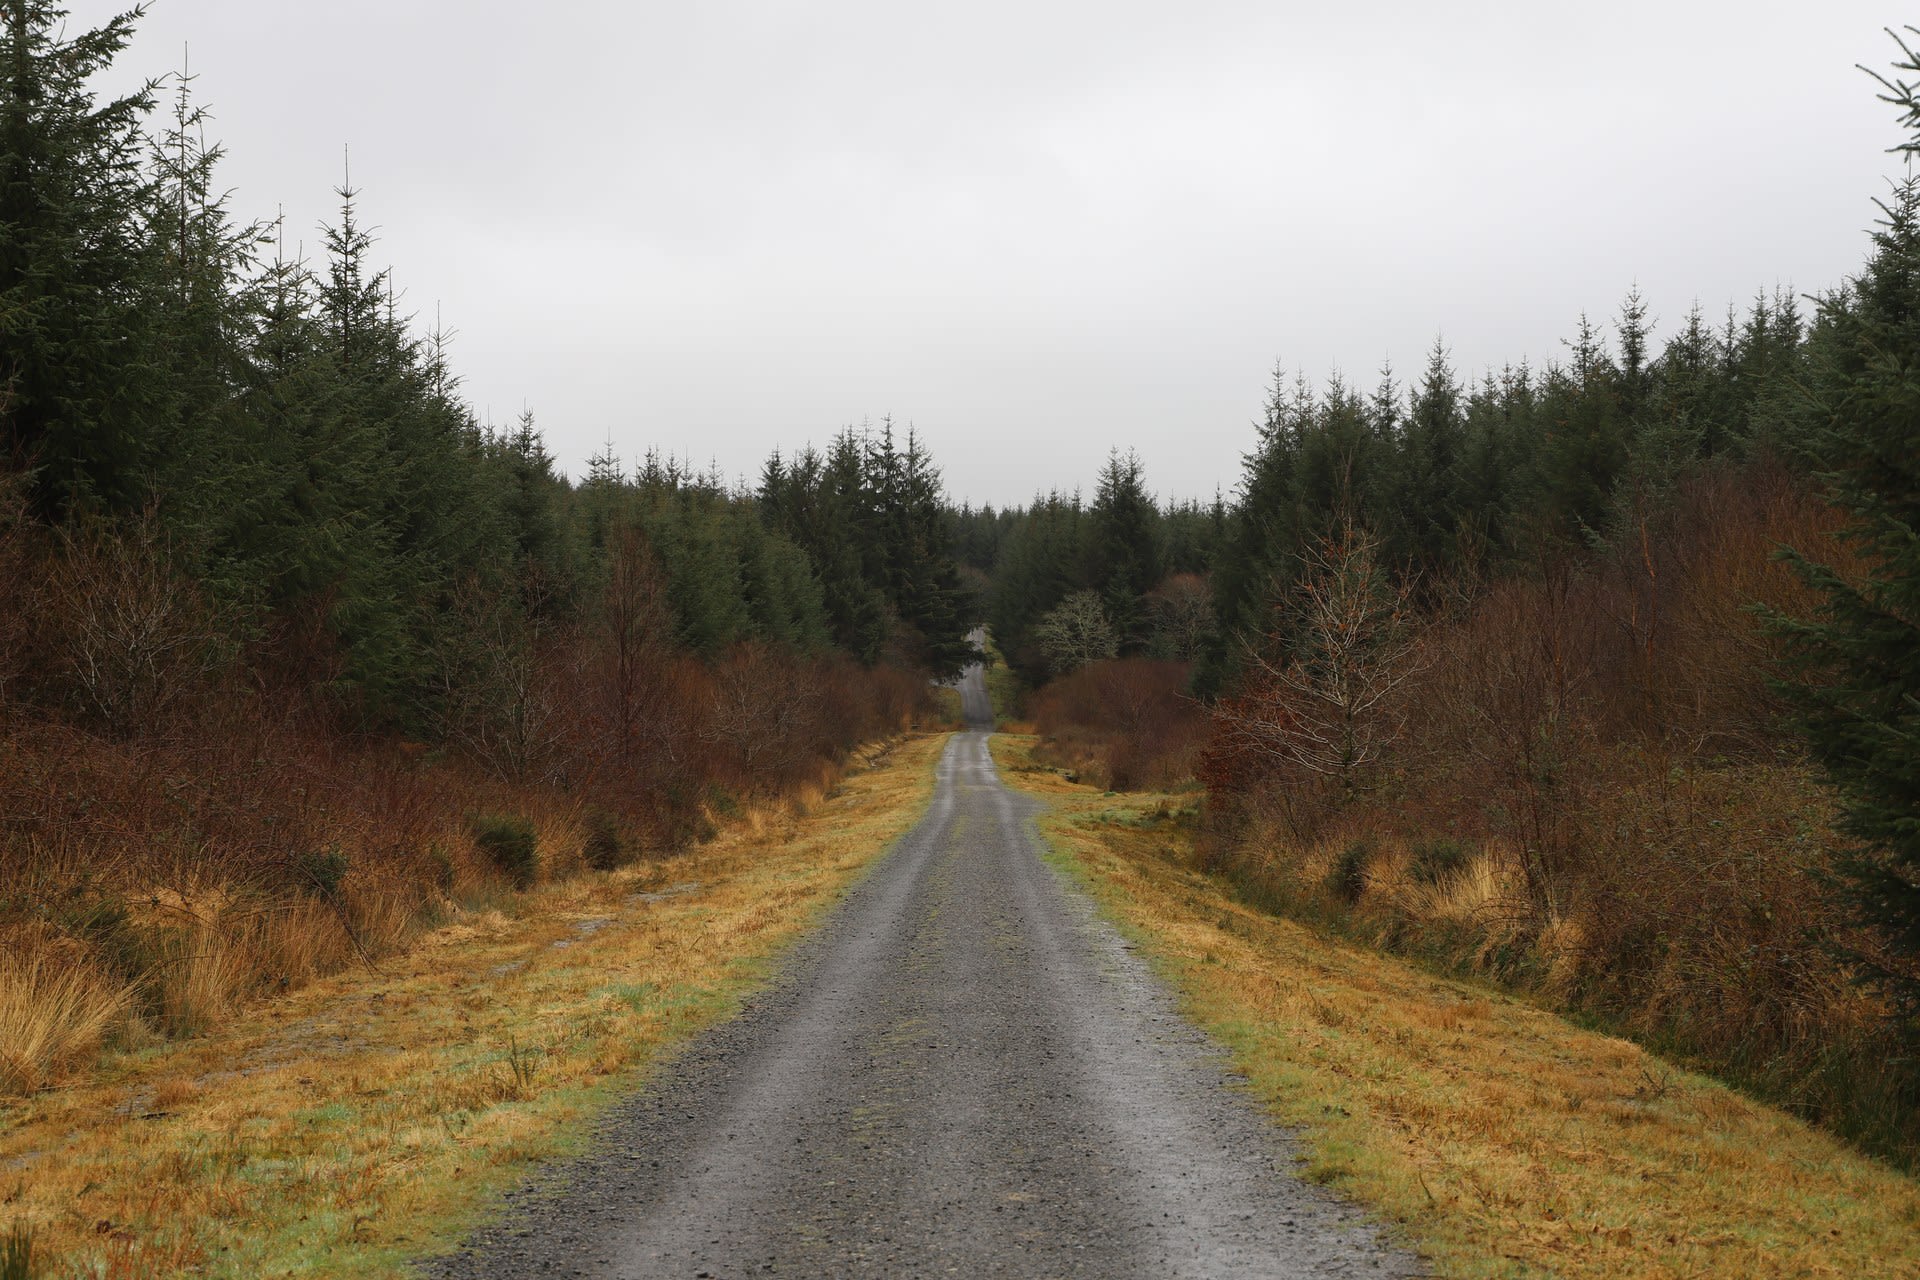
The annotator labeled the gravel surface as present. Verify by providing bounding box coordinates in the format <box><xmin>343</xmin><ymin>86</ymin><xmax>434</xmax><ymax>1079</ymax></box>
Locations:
<box><xmin>425</xmin><ymin>664</ymin><xmax>1421</xmax><ymax>1279</ymax></box>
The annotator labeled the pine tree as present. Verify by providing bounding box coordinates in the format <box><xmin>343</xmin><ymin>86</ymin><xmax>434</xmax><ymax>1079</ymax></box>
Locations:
<box><xmin>1394</xmin><ymin>339</ymin><xmax>1466</xmax><ymax>577</ymax></box>
<box><xmin>1088</xmin><ymin>449</ymin><xmax>1160</xmax><ymax>653</ymax></box>
<box><xmin>1615</xmin><ymin>287</ymin><xmax>1654</xmax><ymax>422</ymax></box>
<box><xmin>0</xmin><ymin>2</ymin><xmax>164</xmax><ymax>515</ymax></box>
<box><xmin>1200</xmin><ymin>366</ymin><xmax>1308</xmax><ymax>692</ymax></box>
<box><xmin>1773</xmin><ymin>35</ymin><xmax>1920</xmax><ymax>1027</ymax></box>
<box><xmin>140</xmin><ymin>61</ymin><xmax>283</xmax><ymax>603</ymax></box>
<box><xmin>880</xmin><ymin>426</ymin><xmax>978</xmax><ymax>677</ymax></box>
<box><xmin>1657</xmin><ymin>302</ymin><xmax>1724</xmax><ymax>454</ymax></box>
<box><xmin>988</xmin><ymin>490</ymin><xmax>1087</xmax><ymax>679</ymax></box>
<box><xmin>1524</xmin><ymin>315</ymin><xmax>1627</xmax><ymax>548</ymax></box>
<box><xmin>1455</xmin><ymin>369</ymin><xmax>1514</xmax><ymax>563</ymax></box>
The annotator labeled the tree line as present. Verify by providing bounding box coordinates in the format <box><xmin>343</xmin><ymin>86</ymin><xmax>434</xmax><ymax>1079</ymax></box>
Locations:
<box><xmin>0</xmin><ymin>2</ymin><xmax>977</xmax><ymax>749</ymax></box>
<box><xmin>0</xmin><ymin>2</ymin><xmax>983</xmax><ymax>1099</ymax></box>
<box><xmin>972</xmin><ymin>283</ymin><xmax>1811</xmax><ymax>691</ymax></box>
<box><xmin>969</xmin><ymin>36</ymin><xmax>1920</xmax><ymax>1152</ymax></box>
<box><xmin>955</xmin><ymin>455</ymin><xmax>1223</xmax><ymax>677</ymax></box>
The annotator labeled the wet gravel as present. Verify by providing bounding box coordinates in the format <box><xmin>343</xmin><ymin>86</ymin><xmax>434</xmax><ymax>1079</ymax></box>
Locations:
<box><xmin>424</xmin><ymin>668</ymin><xmax>1421</xmax><ymax>1279</ymax></box>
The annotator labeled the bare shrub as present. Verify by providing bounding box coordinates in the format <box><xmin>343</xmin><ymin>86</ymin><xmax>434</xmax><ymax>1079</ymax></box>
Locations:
<box><xmin>703</xmin><ymin>643</ymin><xmax>825</xmax><ymax>790</ymax></box>
<box><xmin>35</xmin><ymin>513</ymin><xmax>231</xmax><ymax>735</ymax></box>
<box><xmin>0</xmin><ymin>471</ymin><xmax>35</xmax><ymax>708</ymax></box>
<box><xmin>583</xmin><ymin>522</ymin><xmax>673</xmax><ymax>765</ymax></box>
<box><xmin>1145</xmin><ymin>572</ymin><xmax>1215</xmax><ymax>660</ymax></box>
<box><xmin>1417</xmin><ymin>566</ymin><xmax>1603</xmax><ymax>910</ymax></box>
<box><xmin>1209</xmin><ymin>519</ymin><xmax>1424</xmax><ymax>814</ymax></box>
<box><xmin>1198</xmin><ymin>459</ymin><xmax>1908</xmax><ymax>1157</ymax></box>
<box><xmin>0</xmin><ymin>506</ymin><xmax>938</xmax><ymax>1088</ymax></box>
<box><xmin>434</xmin><ymin>585</ymin><xmax>565</xmax><ymax>784</ymax></box>
<box><xmin>1031</xmin><ymin>590</ymin><xmax>1117</xmax><ymax>675</ymax></box>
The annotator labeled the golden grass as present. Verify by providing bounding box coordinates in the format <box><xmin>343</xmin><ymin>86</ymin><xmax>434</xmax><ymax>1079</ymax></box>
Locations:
<box><xmin>992</xmin><ymin>733</ymin><xmax>1920</xmax><ymax>1280</ymax></box>
<box><xmin>0</xmin><ymin>732</ymin><xmax>949</xmax><ymax>1280</ymax></box>
<box><xmin>0</xmin><ymin>955</ymin><xmax>134</xmax><ymax>1095</ymax></box>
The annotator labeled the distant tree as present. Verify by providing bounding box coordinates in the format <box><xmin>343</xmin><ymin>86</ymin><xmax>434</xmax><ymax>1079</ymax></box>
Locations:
<box><xmin>499</xmin><ymin>409</ymin><xmax>573</xmax><ymax>615</ymax></box>
<box><xmin>1145</xmin><ymin>572</ymin><xmax>1215</xmax><ymax>660</ymax></box>
<box><xmin>1521</xmin><ymin>315</ymin><xmax>1627</xmax><ymax>549</ymax></box>
<box><xmin>1033</xmin><ymin>589</ymin><xmax>1117</xmax><ymax>675</ymax></box>
<box><xmin>1088</xmin><ymin>449</ymin><xmax>1160</xmax><ymax>652</ymax></box>
<box><xmin>649</xmin><ymin>488</ymin><xmax>750</xmax><ymax>655</ymax></box>
<box><xmin>1160</xmin><ymin>496</ymin><xmax>1221</xmax><ymax>576</ymax></box>
<box><xmin>873</xmin><ymin>423</ymin><xmax>979</xmax><ymax>677</ymax></box>
<box><xmin>590</xmin><ymin>519</ymin><xmax>669</xmax><ymax>763</ymax></box>
<box><xmin>1655</xmin><ymin>303</ymin><xmax>1724</xmax><ymax>455</ymax></box>
<box><xmin>1454</xmin><ymin>368</ymin><xmax>1519</xmax><ymax>562</ymax></box>
<box><xmin>987</xmin><ymin>489</ymin><xmax>1088</xmax><ymax>678</ymax></box>
<box><xmin>1615</xmin><ymin>287</ymin><xmax>1655</xmax><ymax>422</ymax></box>
<box><xmin>1391</xmin><ymin>340</ymin><xmax>1466</xmax><ymax>577</ymax></box>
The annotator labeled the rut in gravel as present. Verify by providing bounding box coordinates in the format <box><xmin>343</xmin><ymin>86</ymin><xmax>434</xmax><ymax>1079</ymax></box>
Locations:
<box><xmin>429</xmin><ymin>663</ymin><xmax>1421</xmax><ymax>1279</ymax></box>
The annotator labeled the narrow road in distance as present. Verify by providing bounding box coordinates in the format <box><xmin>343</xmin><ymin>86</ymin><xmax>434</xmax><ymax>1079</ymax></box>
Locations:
<box><xmin>430</xmin><ymin>658</ymin><xmax>1419</xmax><ymax>1278</ymax></box>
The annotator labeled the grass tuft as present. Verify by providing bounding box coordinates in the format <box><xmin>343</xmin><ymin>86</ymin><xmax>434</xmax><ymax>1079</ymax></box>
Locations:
<box><xmin>0</xmin><ymin>955</ymin><xmax>133</xmax><ymax>1094</ymax></box>
<box><xmin>1</xmin><ymin>1223</ymin><xmax>34</xmax><ymax>1280</ymax></box>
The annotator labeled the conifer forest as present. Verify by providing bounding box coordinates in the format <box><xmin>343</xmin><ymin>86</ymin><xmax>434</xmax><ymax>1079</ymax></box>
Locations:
<box><xmin>4</xmin><ymin>4</ymin><xmax>1920</xmax><ymax>1278</ymax></box>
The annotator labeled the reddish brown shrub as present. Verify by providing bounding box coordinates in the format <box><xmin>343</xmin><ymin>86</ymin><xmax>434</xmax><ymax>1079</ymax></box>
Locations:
<box><xmin>0</xmin><ymin>505</ymin><xmax>941</xmax><ymax>1087</ymax></box>
<box><xmin>1198</xmin><ymin>459</ymin><xmax>1909</xmax><ymax>1159</ymax></box>
<box><xmin>1030</xmin><ymin>658</ymin><xmax>1206</xmax><ymax>790</ymax></box>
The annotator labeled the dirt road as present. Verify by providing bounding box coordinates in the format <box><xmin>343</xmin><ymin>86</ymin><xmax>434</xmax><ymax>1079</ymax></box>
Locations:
<box><xmin>429</xmin><ymin>662</ymin><xmax>1418</xmax><ymax>1278</ymax></box>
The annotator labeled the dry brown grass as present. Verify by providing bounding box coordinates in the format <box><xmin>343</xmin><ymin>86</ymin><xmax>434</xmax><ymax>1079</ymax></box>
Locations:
<box><xmin>0</xmin><ymin>629</ymin><xmax>942</xmax><ymax>1123</ymax></box>
<box><xmin>997</xmin><ymin>733</ymin><xmax>1920</xmax><ymax>1280</ymax></box>
<box><xmin>0</xmin><ymin>732</ymin><xmax>948</xmax><ymax>1279</ymax></box>
<box><xmin>0</xmin><ymin>954</ymin><xmax>134</xmax><ymax>1094</ymax></box>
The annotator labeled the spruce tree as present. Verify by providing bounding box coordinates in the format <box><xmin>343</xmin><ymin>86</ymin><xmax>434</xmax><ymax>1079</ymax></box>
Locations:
<box><xmin>1774</xmin><ymin>36</ymin><xmax>1920</xmax><ymax>1026</ymax></box>
<box><xmin>1088</xmin><ymin>449</ymin><xmax>1160</xmax><ymax>653</ymax></box>
<box><xmin>1201</xmin><ymin>366</ymin><xmax>1307</xmax><ymax>692</ymax></box>
<box><xmin>0</xmin><ymin>2</ymin><xmax>164</xmax><ymax>515</ymax></box>
<box><xmin>1395</xmin><ymin>340</ymin><xmax>1466</xmax><ymax>577</ymax></box>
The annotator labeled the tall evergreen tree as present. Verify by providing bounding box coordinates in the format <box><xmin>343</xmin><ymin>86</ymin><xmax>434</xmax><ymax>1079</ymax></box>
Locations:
<box><xmin>1774</xmin><ymin>67</ymin><xmax>1920</xmax><ymax>1026</ymax></box>
<box><xmin>1393</xmin><ymin>340</ymin><xmax>1466</xmax><ymax>577</ymax></box>
<box><xmin>0</xmin><ymin>2</ymin><xmax>164</xmax><ymax>515</ymax></box>
<box><xmin>1088</xmin><ymin>449</ymin><xmax>1160</xmax><ymax>652</ymax></box>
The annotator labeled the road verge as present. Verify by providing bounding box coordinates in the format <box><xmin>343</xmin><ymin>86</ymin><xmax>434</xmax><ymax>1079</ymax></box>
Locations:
<box><xmin>0</xmin><ymin>733</ymin><xmax>949</xmax><ymax>1280</ymax></box>
<box><xmin>995</xmin><ymin>733</ymin><xmax>1920</xmax><ymax>1280</ymax></box>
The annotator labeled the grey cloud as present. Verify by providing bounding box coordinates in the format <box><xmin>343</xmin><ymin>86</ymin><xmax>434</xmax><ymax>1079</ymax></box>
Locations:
<box><xmin>82</xmin><ymin>0</ymin><xmax>1898</xmax><ymax>505</ymax></box>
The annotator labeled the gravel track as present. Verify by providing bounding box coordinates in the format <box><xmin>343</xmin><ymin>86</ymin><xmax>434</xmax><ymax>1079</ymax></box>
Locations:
<box><xmin>426</xmin><ymin>664</ymin><xmax>1420</xmax><ymax>1279</ymax></box>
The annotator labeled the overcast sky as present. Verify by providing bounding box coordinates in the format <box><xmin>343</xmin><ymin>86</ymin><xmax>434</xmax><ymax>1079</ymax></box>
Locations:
<box><xmin>76</xmin><ymin>1</ymin><xmax>1909</xmax><ymax>507</ymax></box>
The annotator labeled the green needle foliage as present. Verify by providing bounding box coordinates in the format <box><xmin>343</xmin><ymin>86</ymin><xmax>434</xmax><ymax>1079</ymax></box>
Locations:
<box><xmin>0</xmin><ymin>3</ymin><xmax>978</xmax><ymax>743</ymax></box>
<box><xmin>1772</xmin><ymin>31</ymin><xmax>1920</xmax><ymax>1031</ymax></box>
<box><xmin>0</xmin><ymin>1</ymin><xmax>163</xmax><ymax>518</ymax></box>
